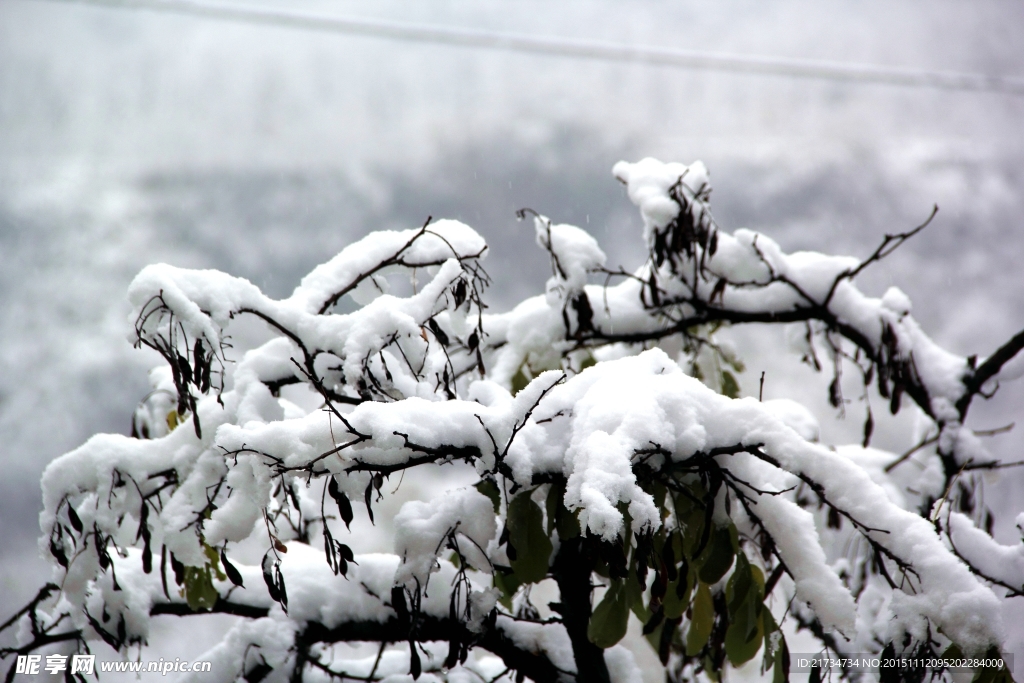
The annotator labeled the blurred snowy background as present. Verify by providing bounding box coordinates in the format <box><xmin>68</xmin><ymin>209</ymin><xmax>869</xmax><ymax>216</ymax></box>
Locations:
<box><xmin>1</xmin><ymin>0</ymin><xmax>1023</xmax><ymax>677</ymax></box>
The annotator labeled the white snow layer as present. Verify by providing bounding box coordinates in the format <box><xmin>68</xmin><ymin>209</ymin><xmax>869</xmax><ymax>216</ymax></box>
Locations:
<box><xmin>946</xmin><ymin>511</ymin><xmax>1024</xmax><ymax>593</ymax></box>
<box><xmin>40</xmin><ymin>347</ymin><xmax>1005</xmax><ymax>655</ymax></box>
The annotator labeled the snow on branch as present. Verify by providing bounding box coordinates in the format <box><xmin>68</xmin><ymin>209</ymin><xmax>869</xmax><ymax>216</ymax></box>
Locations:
<box><xmin>5</xmin><ymin>159</ymin><xmax>1023</xmax><ymax>683</ymax></box>
<box><xmin>490</xmin><ymin>159</ymin><xmax>1024</xmax><ymax>485</ymax></box>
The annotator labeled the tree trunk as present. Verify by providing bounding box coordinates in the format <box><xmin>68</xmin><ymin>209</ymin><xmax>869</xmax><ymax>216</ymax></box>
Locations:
<box><xmin>551</xmin><ymin>537</ymin><xmax>611</xmax><ymax>683</ymax></box>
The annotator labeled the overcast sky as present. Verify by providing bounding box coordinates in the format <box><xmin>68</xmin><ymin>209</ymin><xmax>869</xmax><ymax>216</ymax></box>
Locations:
<box><xmin>1</xmin><ymin>0</ymin><xmax>1023</xmax><ymax>670</ymax></box>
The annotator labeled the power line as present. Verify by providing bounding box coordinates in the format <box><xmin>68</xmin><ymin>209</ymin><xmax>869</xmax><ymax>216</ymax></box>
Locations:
<box><xmin>40</xmin><ymin>0</ymin><xmax>1024</xmax><ymax>96</ymax></box>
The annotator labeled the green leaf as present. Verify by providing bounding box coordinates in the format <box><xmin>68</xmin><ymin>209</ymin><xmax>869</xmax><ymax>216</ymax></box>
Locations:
<box><xmin>511</xmin><ymin>365</ymin><xmax>530</xmax><ymax>396</ymax></box>
<box><xmin>726</xmin><ymin>553</ymin><xmax>764</xmax><ymax>613</ymax></box>
<box><xmin>631</xmin><ymin>586</ymin><xmax>652</xmax><ymax>624</ymax></box>
<box><xmin>588</xmin><ymin>580</ymin><xmax>630</xmax><ymax>648</ymax></box>
<box><xmin>698</xmin><ymin>525</ymin><xmax>737</xmax><ymax>584</ymax></box>
<box><xmin>546</xmin><ymin>481</ymin><xmax>579</xmax><ymax>541</ymax></box>
<box><xmin>624</xmin><ymin>571</ymin><xmax>644</xmax><ymax>610</ymax></box>
<box><xmin>579</xmin><ymin>354</ymin><xmax>597</xmax><ymax>371</ymax></box>
<box><xmin>685</xmin><ymin>581</ymin><xmax>714</xmax><ymax>656</ymax></box>
<box><xmin>650</xmin><ymin>481</ymin><xmax>667</xmax><ymax>512</ymax></box>
<box><xmin>507</xmin><ymin>491</ymin><xmax>553</xmax><ymax>584</ymax></box>
<box><xmin>750</xmin><ymin>562</ymin><xmax>765</xmax><ymax>594</ymax></box>
<box><xmin>725</xmin><ymin>555</ymin><xmax>764</xmax><ymax>664</ymax></box>
<box><xmin>721</xmin><ymin>370</ymin><xmax>741</xmax><ymax>399</ymax></box>
<box><xmin>726</xmin><ymin>552</ymin><xmax>753</xmax><ymax>612</ymax></box>
<box><xmin>557</xmin><ymin>504</ymin><xmax>581</xmax><ymax>540</ymax></box>
<box><xmin>493</xmin><ymin>570</ymin><xmax>521</xmax><ymax>610</ymax></box>
<box><xmin>183</xmin><ymin>565</ymin><xmax>218</xmax><ymax>611</ymax></box>
<box><xmin>674</xmin><ymin>486</ymin><xmax>707</xmax><ymax>558</ymax></box>
<box><xmin>725</xmin><ymin>598</ymin><xmax>764</xmax><ymax>666</ymax></box>
<box><xmin>475</xmin><ymin>479</ymin><xmax>501</xmax><ymax>514</ymax></box>
<box><xmin>663</xmin><ymin>566</ymin><xmax>693</xmax><ymax>620</ymax></box>
<box><xmin>202</xmin><ymin>543</ymin><xmax>227</xmax><ymax>581</ymax></box>
<box><xmin>617</xmin><ymin>501</ymin><xmax>633</xmax><ymax>534</ymax></box>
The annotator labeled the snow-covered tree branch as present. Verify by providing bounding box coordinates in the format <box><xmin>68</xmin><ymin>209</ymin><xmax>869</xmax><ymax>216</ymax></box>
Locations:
<box><xmin>3</xmin><ymin>158</ymin><xmax>1022</xmax><ymax>683</ymax></box>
